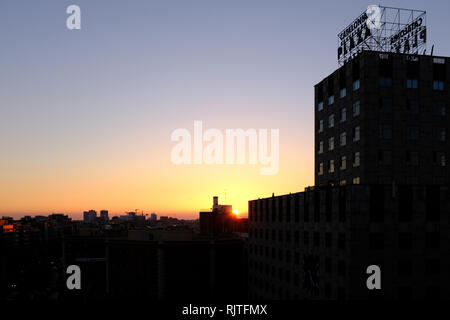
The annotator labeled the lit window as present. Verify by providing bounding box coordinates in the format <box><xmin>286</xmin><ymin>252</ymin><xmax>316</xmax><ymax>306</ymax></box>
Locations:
<box><xmin>329</xmin><ymin>160</ymin><xmax>335</xmax><ymax>173</ymax></box>
<box><xmin>353</xmin><ymin>152</ymin><xmax>360</xmax><ymax>167</ymax></box>
<box><xmin>328</xmin><ymin>95</ymin><xmax>335</xmax><ymax>105</ymax></box>
<box><xmin>318</xmin><ymin>141</ymin><xmax>323</xmax><ymax>154</ymax></box>
<box><xmin>318</xmin><ymin>102</ymin><xmax>324</xmax><ymax>111</ymax></box>
<box><xmin>318</xmin><ymin>120</ymin><xmax>324</xmax><ymax>132</ymax></box>
<box><xmin>319</xmin><ymin>163</ymin><xmax>324</xmax><ymax>175</ymax></box>
<box><xmin>340</xmin><ymin>180</ymin><xmax>347</xmax><ymax>185</ymax></box>
<box><xmin>353</xmin><ymin>126</ymin><xmax>360</xmax><ymax>141</ymax></box>
<box><xmin>340</xmin><ymin>156</ymin><xmax>347</xmax><ymax>170</ymax></box>
<box><xmin>353</xmin><ymin>100</ymin><xmax>360</xmax><ymax>116</ymax></box>
<box><xmin>329</xmin><ymin>114</ymin><xmax>334</xmax><ymax>128</ymax></box>
<box><xmin>433</xmin><ymin>81</ymin><xmax>445</xmax><ymax>91</ymax></box>
<box><xmin>440</xmin><ymin>154</ymin><xmax>446</xmax><ymax>167</ymax></box>
<box><xmin>353</xmin><ymin>80</ymin><xmax>360</xmax><ymax>91</ymax></box>
<box><xmin>340</xmin><ymin>132</ymin><xmax>346</xmax><ymax>146</ymax></box>
<box><xmin>340</xmin><ymin>108</ymin><xmax>347</xmax><ymax>122</ymax></box>
<box><xmin>406</xmin><ymin>79</ymin><xmax>418</xmax><ymax>89</ymax></box>
<box><xmin>329</xmin><ymin>137</ymin><xmax>335</xmax><ymax>151</ymax></box>
<box><xmin>352</xmin><ymin>177</ymin><xmax>360</xmax><ymax>184</ymax></box>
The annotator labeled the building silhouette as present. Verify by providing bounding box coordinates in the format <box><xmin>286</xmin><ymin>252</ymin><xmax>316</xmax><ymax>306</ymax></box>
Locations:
<box><xmin>248</xmin><ymin>51</ymin><xmax>450</xmax><ymax>300</ymax></box>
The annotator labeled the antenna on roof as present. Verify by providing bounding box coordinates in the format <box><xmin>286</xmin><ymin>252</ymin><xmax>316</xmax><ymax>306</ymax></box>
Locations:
<box><xmin>431</xmin><ymin>44</ymin><xmax>434</xmax><ymax>56</ymax></box>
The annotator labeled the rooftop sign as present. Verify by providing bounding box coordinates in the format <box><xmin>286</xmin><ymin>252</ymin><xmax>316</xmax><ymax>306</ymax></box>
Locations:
<box><xmin>337</xmin><ymin>5</ymin><xmax>426</xmax><ymax>65</ymax></box>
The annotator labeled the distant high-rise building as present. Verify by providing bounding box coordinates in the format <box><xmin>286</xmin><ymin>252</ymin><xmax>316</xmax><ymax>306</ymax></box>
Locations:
<box><xmin>83</xmin><ymin>210</ymin><xmax>97</xmax><ymax>224</ymax></box>
<box><xmin>150</xmin><ymin>213</ymin><xmax>157</xmax><ymax>221</ymax></box>
<box><xmin>100</xmin><ymin>210</ymin><xmax>109</xmax><ymax>222</ymax></box>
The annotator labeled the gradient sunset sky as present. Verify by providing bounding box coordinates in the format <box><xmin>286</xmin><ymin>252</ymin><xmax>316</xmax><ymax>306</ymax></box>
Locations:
<box><xmin>1</xmin><ymin>0</ymin><xmax>450</xmax><ymax>219</ymax></box>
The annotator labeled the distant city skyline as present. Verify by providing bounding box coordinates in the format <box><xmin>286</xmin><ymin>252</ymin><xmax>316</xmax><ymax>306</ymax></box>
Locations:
<box><xmin>2</xmin><ymin>0</ymin><xmax>450</xmax><ymax>218</ymax></box>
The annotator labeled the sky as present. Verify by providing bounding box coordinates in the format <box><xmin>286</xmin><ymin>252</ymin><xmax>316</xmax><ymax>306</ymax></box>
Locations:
<box><xmin>1</xmin><ymin>0</ymin><xmax>449</xmax><ymax>219</ymax></box>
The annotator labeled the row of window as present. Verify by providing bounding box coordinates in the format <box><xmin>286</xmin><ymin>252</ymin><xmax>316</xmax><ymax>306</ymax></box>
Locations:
<box><xmin>321</xmin><ymin>98</ymin><xmax>447</xmax><ymax>117</ymax></box>
<box><xmin>319</xmin><ymin>150</ymin><xmax>447</xmax><ymax>176</ymax></box>
<box><xmin>318</xmin><ymin>81</ymin><xmax>360</xmax><ymax>111</ymax></box>
<box><xmin>249</xmin><ymin>231</ymin><xmax>441</xmax><ymax>253</ymax></box>
<box><xmin>318</xmin><ymin>152</ymin><xmax>360</xmax><ymax>176</ymax></box>
<box><xmin>318</xmin><ymin>129</ymin><xmax>360</xmax><ymax>154</ymax></box>
<box><xmin>318</xmin><ymin>101</ymin><xmax>360</xmax><ymax>131</ymax></box>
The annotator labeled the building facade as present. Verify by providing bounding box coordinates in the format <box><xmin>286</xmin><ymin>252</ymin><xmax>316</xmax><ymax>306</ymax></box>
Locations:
<box><xmin>248</xmin><ymin>185</ymin><xmax>450</xmax><ymax>299</ymax></box>
<box><xmin>248</xmin><ymin>51</ymin><xmax>450</xmax><ymax>300</ymax></box>
<box><xmin>315</xmin><ymin>51</ymin><xmax>449</xmax><ymax>186</ymax></box>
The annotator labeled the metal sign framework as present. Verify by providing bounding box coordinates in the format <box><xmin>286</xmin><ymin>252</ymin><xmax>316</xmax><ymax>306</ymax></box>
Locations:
<box><xmin>338</xmin><ymin>6</ymin><xmax>427</xmax><ymax>65</ymax></box>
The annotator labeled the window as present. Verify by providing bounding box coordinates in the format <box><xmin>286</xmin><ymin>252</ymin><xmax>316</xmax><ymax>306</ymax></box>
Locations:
<box><xmin>340</xmin><ymin>156</ymin><xmax>346</xmax><ymax>170</ymax></box>
<box><xmin>440</xmin><ymin>154</ymin><xmax>446</xmax><ymax>167</ymax></box>
<box><xmin>328</xmin><ymin>95</ymin><xmax>335</xmax><ymax>105</ymax></box>
<box><xmin>329</xmin><ymin>160</ymin><xmax>335</xmax><ymax>173</ymax></box>
<box><xmin>433</xmin><ymin>57</ymin><xmax>445</xmax><ymax>64</ymax></box>
<box><xmin>352</xmin><ymin>177</ymin><xmax>360</xmax><ymax>184</ymax></box>
<box><xmin>433</xmin><ymin>102</ymin><xmax>446</xmax><ymax>116</ymax></box>
<box><xmin>380</xmin><ymin>98</ymin><xmax>392</xmax><ymax>113</ymax></box>
<box><xmin>340</xmin><ymin>132</ymin><xmax>346</xmax><ymax>146</ymax></box>
<box><xmin>407</xmin><ymin>100</ymin><xmax>419</xmax><ymax>114</ymax></box>
<box><xmin>433</xmin><ymin>81</ymin><xmax>445</xmax><ymax>91</ymax></box>
<box><xmin>352</xmin><ymin>79</ymin><xmax>360</xmax><ymax>91</ymax></box>
<box><xmin>379</xmin><ymin>124</ymin><xmax>392</xmax><ymax>139</ymax></box>
<box><xmin>328</xmin><ymin>114</ymin><xmax>334</xmax><ymax>128</ymax></box>
<box><xmin>340</xmin><ymin>88</ymin><xmax>346</xmax><ymax>98</ymax></box>
<box><xmin>436</xmin><ymin>128</ymin><xmax>446</xmax><ymax>142</ymax></box>
<box><xmin>378</xmin><ymin>150</ymin><xmax>392</xmax><ymax>165</ymax></box>
<box><xmin>318</xmin><ymin>163</ymin><xmax>323</xmax><ymax>175</ymax></box>
<box><xmin>433</xmin><ymin>152</ymin><xmax>446</xmax><ymax>167</ymax></box>
<box><xmin>406</xmin><ymin>79</ymin><xmax>418</xmax><ymax>88</ymax></box>
<box><xmin>318</xmin><ymin>119</ymin><xmax>324</xmax><ymax>132</ymax></box>
<box><xmin>353</xmin><ymin>100</ymin><xmax>360</xmax><ymax>116</ymax></box>
<box><xmin>379</xmin><ymin>77</ymin><xmax>392</xmax><ymax>87</ymax></box>
<box><xmin>318</xmin><ymin>141</ymin><xmax>323</xmax><ymax>154</ymax></box>
<box><xmin>353</xmin><ymin>152</ymin><xmax>360</xmax><ymax>167</ymax></box>
<box><xmin>406</xmin><ymin>151</ymin><xmax>419</xmax><ymax>166</ymax></box>
<box><xmin>339</xmin><ymin>179</ymin><xmax>346</xmax><ymax>185</ymax></box>
<box><xmin>318</xmin><ymin>101</ymin><xmax>323</xmax><ymax>111</ymax></box>
<box><xmin>407</xmin><ymin>127</ymin><xmax>419</xmax><ymax>140</ymax></box>
<box><xmin>353</xmin><ymin>126</ymin><xmax>360</xmax><ymax>141</ymax></box>
<box><xmin>340</xmin><ymin>108</ymin><xmax>347</xmax><ymax>122</ymax></box>
<box><xmin>329</xmin><ymin>137</ymin><xmax>334</xmax><ymax>151</ymax></box>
